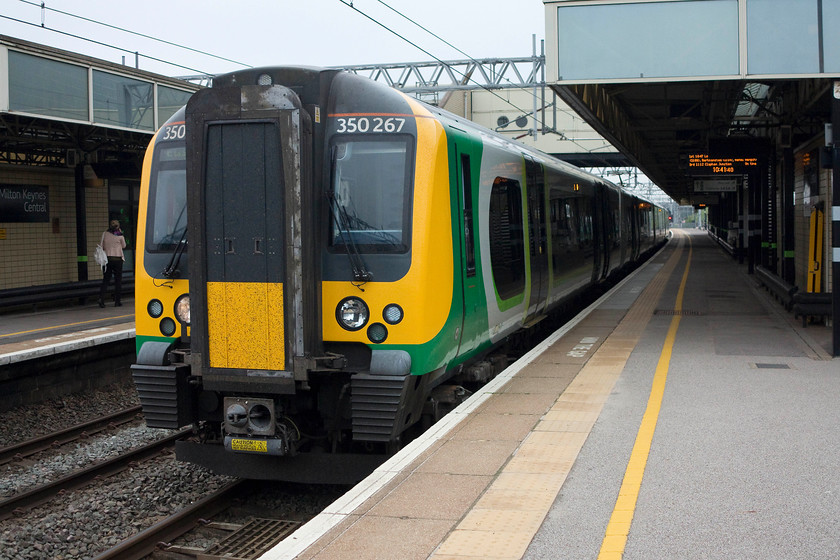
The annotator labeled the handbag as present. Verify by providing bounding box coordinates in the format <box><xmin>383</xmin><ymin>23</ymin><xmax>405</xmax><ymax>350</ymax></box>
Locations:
<box><xmin>94</xmin><ymin>245</ymin><xmax>108</xmax><ymax>270</ymax></box>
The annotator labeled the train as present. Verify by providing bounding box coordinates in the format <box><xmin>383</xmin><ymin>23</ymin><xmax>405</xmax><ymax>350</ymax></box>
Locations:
<box><xmin>131</xmin><ymin>66</ymin><xmax>668</xmax><ymax>483</ymax></box>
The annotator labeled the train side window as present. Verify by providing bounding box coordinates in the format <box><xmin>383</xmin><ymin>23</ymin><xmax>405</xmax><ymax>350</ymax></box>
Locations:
<box><xmin>489</xmin><ymin>177</ymin><xmax>525</xmax><ymax>300</ymax></box>
<box><xmin>549</xmin><ymin>195</ymin><xmax>575</xmax><ymax>268</ymax></box>
<box><xmin>461</xmin><ymin>154</ymin><xmax>476</xmax><ymax>277</ymax></box>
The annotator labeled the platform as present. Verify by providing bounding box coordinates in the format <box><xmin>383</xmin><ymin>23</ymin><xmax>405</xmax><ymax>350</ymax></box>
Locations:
<box><xmin>263</xmin><ymin>229</ymin><xmax>836</xmax><ymax>560</ymax></box>
<box><xmin>0</xmin><ymin>297</ymin><xmax>135</xmax><ymax>365</ymax></box>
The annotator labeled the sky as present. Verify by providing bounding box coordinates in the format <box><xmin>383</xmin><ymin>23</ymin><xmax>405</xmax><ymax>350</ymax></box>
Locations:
<box><xmin>1</xmin><ymin>0</ymin><xmax>547</xmax><ymax>77</ymax></box>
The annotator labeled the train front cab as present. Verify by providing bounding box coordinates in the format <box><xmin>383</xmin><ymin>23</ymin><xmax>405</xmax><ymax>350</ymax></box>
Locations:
<box><xmin>167</xmin><ymin>70</ymin><xmax>457</xmax><ymax>481</ymax></box>
<box><xmin>171</xmin><ymin>78</ymin><xmax>358</xmax><ymax>481</ymax></box>
<box><xmin>131</xmin><ymin>107</ymin><xmax>193</xmax><ymax>430</ymax></box>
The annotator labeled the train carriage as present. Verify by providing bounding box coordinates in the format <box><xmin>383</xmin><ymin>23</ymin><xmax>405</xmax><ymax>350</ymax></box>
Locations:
<box><xmin>131</xmin><ymin>67</ymin><xmax>667</xmax><ymax>483</ymax></box>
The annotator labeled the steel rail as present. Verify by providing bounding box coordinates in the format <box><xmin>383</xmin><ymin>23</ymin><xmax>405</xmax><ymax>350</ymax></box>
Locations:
<box><xmin>0</xmin><ymin>427</ymin><xmax>189</xmax><ymax>520</ymax></box>
<box><xmin>0</xmin><ymin>405</ymin><xmax>143</xmax><ymax>465</ymax></box>
<box><xmin>90</xmin><ymin>479</ymin><xmax>250</xmax><ymax>560</ymax></box>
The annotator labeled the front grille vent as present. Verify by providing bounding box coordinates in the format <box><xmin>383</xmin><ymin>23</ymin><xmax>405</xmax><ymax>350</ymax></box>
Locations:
<box><xmin>351</xmin><ymin>373</ymin><xmax>408</xmax><ymax>442</ymax></box>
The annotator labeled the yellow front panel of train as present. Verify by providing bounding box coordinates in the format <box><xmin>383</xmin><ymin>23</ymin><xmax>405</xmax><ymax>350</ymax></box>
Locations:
<box><xmin>322</xmin><ymin>99</ymin><xmax>453</xmax><ymax>346</ymax></box>
<box><xmin>207</xmin><ymin>281</ymin><xmax>285</xmax><ymax>370</ymax></box>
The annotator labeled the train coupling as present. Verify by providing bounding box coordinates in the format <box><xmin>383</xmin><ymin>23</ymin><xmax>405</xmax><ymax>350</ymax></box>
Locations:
<box><xmin>222</xmin><ymin>397</ymin><xmax>298</xmax><ymax>456</ymax></box>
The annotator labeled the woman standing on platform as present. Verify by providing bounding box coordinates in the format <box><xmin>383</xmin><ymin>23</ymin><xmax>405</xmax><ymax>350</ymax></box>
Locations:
<box><xmin>98</xmin><ymin>219</ymin><xmax>126</xmax><ymax>307</ymax></box>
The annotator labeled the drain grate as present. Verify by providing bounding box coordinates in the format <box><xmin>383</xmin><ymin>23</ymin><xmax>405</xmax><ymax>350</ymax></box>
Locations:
<box><xmin>753</xmin><ymin>363</ymin><xmax>791</xmax><ymax>369</ymax></box>
<box><xmin>203</xmin><ymin>518</ymin><xmax>300</xmax><ymax>560</ymax></box>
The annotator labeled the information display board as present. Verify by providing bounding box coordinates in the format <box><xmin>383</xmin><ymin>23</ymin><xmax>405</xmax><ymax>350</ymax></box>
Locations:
<box><xmin>687</xmin><ymin>154</ymin><xmax>758</xmax><ymax>175</ymax></box>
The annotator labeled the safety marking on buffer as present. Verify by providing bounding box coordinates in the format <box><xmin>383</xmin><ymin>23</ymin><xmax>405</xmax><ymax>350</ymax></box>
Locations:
<box><xmin>598</xmin><ymin>233</ymin><xmax>693</xmax><ymax>560</ymax></box>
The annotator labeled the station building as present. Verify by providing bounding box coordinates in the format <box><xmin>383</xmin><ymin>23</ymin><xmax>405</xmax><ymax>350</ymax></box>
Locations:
<box><xmin>0</xmin><ymin>35</ymin><xmax>198</xmax><ymax>292</ymax></box>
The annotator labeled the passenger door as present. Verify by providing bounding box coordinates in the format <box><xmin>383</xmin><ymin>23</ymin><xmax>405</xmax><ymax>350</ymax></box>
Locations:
<box><xmin>525</xmin><ymin>157</ymin><xmax>548</xmax><ymax>322</ymax></box>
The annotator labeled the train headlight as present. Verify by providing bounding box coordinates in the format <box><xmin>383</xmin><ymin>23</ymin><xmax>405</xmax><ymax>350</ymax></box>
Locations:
<box><xmin>383</xmin><ymin>304</ymin><xmax>403</xmax><ymax>325</ymax></box>
<box><xmin>174</xmin><ymin>294</ymin><xmax>191</xmax><ymax>324</ymax></box>
<box><xmin>336</xmin><ymin>297</ymin><xmax>369</xmax><ymax>331</ymax></box>
<box><xmin>147</xmin><ymin>299</ymin><xmax>163</xmax><ymax>318</ymax></box>
<box><xmin>367</xmin><ymin>323</ymin><xmax>388</xmax><ymax>344</ymax></box>
<box><xmin>159</xmin><ymin>318</ymin><xmax>177</xmax><ymax>337</ymax></box>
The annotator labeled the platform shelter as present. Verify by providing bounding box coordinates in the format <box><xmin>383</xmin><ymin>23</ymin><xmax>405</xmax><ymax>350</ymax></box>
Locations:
<box><xmin>544</xmin><ymin>0</ymin><xmax>840</xmax><ymax>354</ymax></box>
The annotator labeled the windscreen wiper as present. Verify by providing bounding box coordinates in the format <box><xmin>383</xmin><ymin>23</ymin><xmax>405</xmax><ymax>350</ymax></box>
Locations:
<box><xmin>344</xmin><ymin>213</ymin><xmax>402</xmax><ymax>248</ymax></box>
<box><xmin>162</xmin><ymin>227</ymin><xmax>187</xmax><ymax>278</ymax></box>
<box><xmin>161</xmin><ymin>205</ymin><xmax>187</xmax><ymax>278</ymax></box>
<box><xmin>328</xmin><ymin>190</ymin><xmax>372</xmax><ymax>289</ymax></box>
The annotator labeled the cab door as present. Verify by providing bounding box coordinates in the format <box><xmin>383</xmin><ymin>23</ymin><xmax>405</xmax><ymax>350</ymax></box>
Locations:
<box><xmin>454</xmin><ymin>147</ymin><xmax>481</xmax><ymax>356</ymax></box>
<box><xmin>186</xmin><ymin>84</ymin><xmax>315</xmax><ymax>388</ymax></box>
<box><xmin>203</xmin><ymin>122</ymin><xmax>287</xmax><ymax>372</ymax></box>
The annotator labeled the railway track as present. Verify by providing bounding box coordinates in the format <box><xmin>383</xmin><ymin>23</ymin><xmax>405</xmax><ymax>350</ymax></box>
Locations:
<box><xmin>92</xmin><ymin>479</ymin><xmax>300</xmax><ymax>560</ymax></box>
<box><xmin>0</xmin><ymin>427</ymin><xmax>189</xmax><ymax>520</ymax></box>
<box><xmin>0</xmin><ymin>405</ymin><xmax>143</xmax><ymax>465</ymax></box>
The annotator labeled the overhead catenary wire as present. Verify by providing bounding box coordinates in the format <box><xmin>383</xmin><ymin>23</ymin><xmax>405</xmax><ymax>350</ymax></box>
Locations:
<box><xmin>11</xmin><ymin>0</ymin><xmax>553</xmax><ymax>137</ymax></box>
<box><xmin>338</xmin><ymin>0</ymin><xmax>557</xmax><ymax>136</ymax></box>
<box><xmin>1</xmin><ymin>13</ymin><xmax>213</xmax><ymax>75</ymax></box>
<box><xmin>20</xmin><ymin>0</ymin><xmax>253</xmax><ymax>70</ymax></box>
<box><xmin>7</xmin><ymin>0</ymin><xmax>250</xmax><ymax>76</ymax></box>
<box><xmin>345</xmin><ymin>0</ymin><xmax>609</xmax><ymax>157</ymax></box>
<box><xmin>375</xmin><ymin>0</ymin><xmax>549</xmax><ymax>107</ymax></box>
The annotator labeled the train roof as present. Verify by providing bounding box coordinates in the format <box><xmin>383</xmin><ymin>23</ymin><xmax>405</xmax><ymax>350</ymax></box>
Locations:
<box><xmin>206</xmin><ymin>66</ymin><xmax>661</xmax><ymax>210</ymax></box>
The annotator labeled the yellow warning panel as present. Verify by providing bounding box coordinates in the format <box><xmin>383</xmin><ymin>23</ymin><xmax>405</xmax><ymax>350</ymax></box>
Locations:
<box><xmin>807</xmin><ymin>207</ymin><xmax>824</xmax><ymax>293</ymax></box>
<box><xmin>207</xmin><ymin>281</ymin><xmax>285</xmax><ymax>370</ymax></box>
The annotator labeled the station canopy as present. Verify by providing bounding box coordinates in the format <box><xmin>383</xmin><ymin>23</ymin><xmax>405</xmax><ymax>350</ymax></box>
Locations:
<box><xmin>544</xmin><ymin>0</ymin><xmax>840</xmax><ymax>204</ymax></box>
<box><xmin>0</xmin><ymin>35</ymin><xmax>199</xmax><ymax>174</ymax></box>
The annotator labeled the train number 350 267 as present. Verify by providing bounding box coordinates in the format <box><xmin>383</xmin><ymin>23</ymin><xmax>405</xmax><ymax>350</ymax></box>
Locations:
<box><xmin>336</xmin><ymin>116</ymin><xmax>406</xmax><ymax>134</ymax></box>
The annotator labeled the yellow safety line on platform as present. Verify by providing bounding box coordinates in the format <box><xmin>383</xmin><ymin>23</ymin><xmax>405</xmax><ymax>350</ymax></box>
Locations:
<box><xmin>597</xmin><ymin>233</ymin><xmax>693</xmax><ymax>560</ymax></box>
<box><xmin>429</xmin><ymin>233</ymin><xmax>686</xmax><ymax>560</ymax></box>
<box><xmin>0</xmin><ymin>314</ymin><xmax>134</xmax><ymax>338</ymax></box>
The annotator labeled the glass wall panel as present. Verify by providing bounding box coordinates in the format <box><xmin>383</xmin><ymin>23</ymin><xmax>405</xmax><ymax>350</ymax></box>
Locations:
<box><xmin>93</xmin><ymin>70</ymin><xmax>154</xmax><ymax>130</ymax></box>
<box><xmin>8</xmin><ymin>51</ymin><xmax>88</xmax><ymax>120</ymax></box>
<box><xmin>747</xmin><ymin>0</ymin><xmax>819</xmax><ymax>74</ymax></box>
<box><xmin>158</xmin><ymin>86</ymin><xmax>193</xmax><ymax>125</ymax></box>
<box><xmin>823</xmin><ymin>1</ymin><xmax>840</xmax><ymax>73</ymax></box>
<box><xmin>556</xmin><ymin>0</ymin><xmax>738</xmax><ymax>81</ymax></box>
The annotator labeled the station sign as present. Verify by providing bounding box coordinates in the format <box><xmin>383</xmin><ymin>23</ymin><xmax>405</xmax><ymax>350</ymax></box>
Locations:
<box><xmin>694</xmin><ymin>178</ymin><xmax>737</xmax><ymax>192</ymax></box>
<box><xmin>0</xmin><ymin>184</ymin><xmax>50</xmax><ymax>222</ymax></box>
<box><xmin>687</xmin><ymin>154</ymin><xmax>758</xmax><ymax>175</ymax></box>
